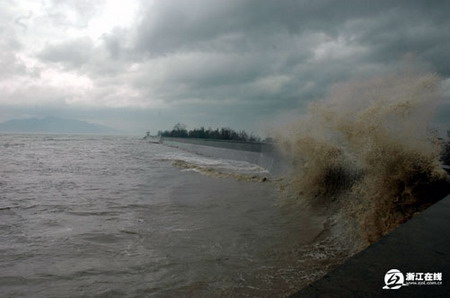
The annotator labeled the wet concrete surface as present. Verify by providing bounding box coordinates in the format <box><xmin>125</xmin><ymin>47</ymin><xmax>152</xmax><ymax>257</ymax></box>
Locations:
<box><xmin>291</xmin><ymin>194</ymin><xmax>450</xmax><ymax>298</ymax></box>
<box><xmin>160</xmin><ymin>137</ymin><xmax>291</xmax><ymax>175</ymax></box>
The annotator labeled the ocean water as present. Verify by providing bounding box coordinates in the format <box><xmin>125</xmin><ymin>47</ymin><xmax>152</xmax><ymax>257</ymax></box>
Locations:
<box><xmin>0</xmin><ymin>134</ymin><xmax>333</xmax><ymax>297</ymax></box>
<box><xmin>2</xmin><ymin>73</ymin><xmax>448</xmax><ymax>297</ymax></box>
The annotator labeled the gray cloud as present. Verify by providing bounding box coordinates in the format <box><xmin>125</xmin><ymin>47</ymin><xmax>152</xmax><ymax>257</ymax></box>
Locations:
<box><xmin>38</xmin><ymin>37</ymin><xmax>94</xmax><ymax>68</ymax></box>
<box><xmin>44</xmin><ymin>0</ymin><xmax>103</xmax><ymax>29</ymax></box>
<box><xmin>134</xmin><ymin>0</ymin><xmax>450</xmax><ymax>57</ymax></box>
<box><xmin>134</xmin><ymin>0</ymin><xmax>380</xmax><ymax>56</ymax></box>
<box><xmin>37</xmin><ymin>36</ymin><xmax>132</xmax><ymax>79</ymax></box>
<box><xmin>1</xmin><ymin>0</ymin><xmax>449</xmax><ymax>133</ymax></box>
<box><xmin>125</xmin><ymin>0</ymin><xmax>450</xmax><ymax>121</ymax></box>
<box><xmin>0</xmin><ymin>37</ymin><xmax>27</xmax><ymax>80</ymax></box>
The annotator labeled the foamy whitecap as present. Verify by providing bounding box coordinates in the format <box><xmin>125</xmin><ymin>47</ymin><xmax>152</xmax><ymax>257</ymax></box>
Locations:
<box><xmin>157</xmin><ymin>150</ymin><xmax>270</xmax><ymax>180</ymax></box>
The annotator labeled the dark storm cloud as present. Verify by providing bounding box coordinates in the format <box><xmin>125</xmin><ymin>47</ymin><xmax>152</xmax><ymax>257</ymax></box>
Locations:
<box><xmin>135</xmin><ymin>0</ymin><xmax>450</xmax><ymax>57</ymax></box>
<box><xmin>119</xmin><ymin>0</ymin><xmax>450</xmax><ymax>123</ymax></box>
<box><xmin>135</xmin><ymin>0</ymin><xmax>384</xmax><ymax>55</ymax></box>
<box><xmin>341</xmin><ymin>2</ymin><xmax>450</xmax><ymax>74</ymax></box>
<box><xmin>3</xmin><ymin>0</ymin><xmax>449</xmax><ymax>132</ymax></box>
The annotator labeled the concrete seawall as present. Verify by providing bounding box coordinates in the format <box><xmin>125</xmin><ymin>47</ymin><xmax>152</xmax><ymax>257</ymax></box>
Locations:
<box><xmin>291</xmin><ymin>194</ymin><xmax>450</xmax><ymax>297</ymax></box>
<box><xmin>160</xmin><ymin>137</ymin><xmax>290</xmax><ymax>175</ymax></box>
<box><xmin>158</xmin><ymin>137</ymin><xmax>450</xmax><ymax>296</ymax></box>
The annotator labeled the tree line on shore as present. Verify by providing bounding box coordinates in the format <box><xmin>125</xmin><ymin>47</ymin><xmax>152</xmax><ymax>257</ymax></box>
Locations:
<box><xmin>154</xmin><ymin>125</ymin><xmax>450</xmax><ymax>162</ymax></box>
<box><xmin>158</xmin><ymin>123</ymin><xmax>262</xmax><ymax>142</ymax></box>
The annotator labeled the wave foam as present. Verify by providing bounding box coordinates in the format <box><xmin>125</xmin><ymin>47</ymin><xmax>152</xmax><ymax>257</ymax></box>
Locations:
<box><xmin>276</xmin><ymin>71</ymin><xmax>450</xmax><ymax>250</ymax></box>
<box><xmin>158</xmin><ymin>151</ymin><xmax>270</xmax><ymax>182</ymax></box>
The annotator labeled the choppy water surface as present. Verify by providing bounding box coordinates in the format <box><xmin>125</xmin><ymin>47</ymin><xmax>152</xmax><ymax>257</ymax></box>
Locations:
<box><xmin>0</xmin><ymin>134</ymin><xmax>329</xmax><ymax>297</ymax></box>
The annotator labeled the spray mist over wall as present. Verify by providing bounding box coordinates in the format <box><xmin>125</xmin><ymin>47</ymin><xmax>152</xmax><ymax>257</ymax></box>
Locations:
<box><xmin>277</xmin><ymin>71</ymin><xmax>450</xmax><ymax>249</ymax></box>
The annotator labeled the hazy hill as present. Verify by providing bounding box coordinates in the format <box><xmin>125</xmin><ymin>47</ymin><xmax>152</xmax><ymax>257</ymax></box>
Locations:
<box><xmin>0</xmin><ymin>116</ymin><xmax>117</xmax><ymax>134</ymax></box>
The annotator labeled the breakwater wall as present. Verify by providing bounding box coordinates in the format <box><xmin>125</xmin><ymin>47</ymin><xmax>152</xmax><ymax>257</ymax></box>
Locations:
<box><xmin>291</xmin><ymin>194</ymin><xmax>450</xmax><ymax>297</ymax></box>
<box><xmin>160</xmin><ymin>137</ymin><xmax>290</xmax><ymax>175</ymax></box>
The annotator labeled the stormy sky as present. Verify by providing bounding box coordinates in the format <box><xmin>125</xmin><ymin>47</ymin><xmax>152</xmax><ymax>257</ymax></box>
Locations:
<box><xmin>1</xmin><ymin>0</ymin><xmax>450</xmax><ymax>134</ymax></box>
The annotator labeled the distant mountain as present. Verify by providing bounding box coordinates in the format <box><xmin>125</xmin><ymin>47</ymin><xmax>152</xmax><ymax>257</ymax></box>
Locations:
<box><xmin>0</xmin><ymin>116</ymin><xmax>118</xmax><ymax>134</ymax></box>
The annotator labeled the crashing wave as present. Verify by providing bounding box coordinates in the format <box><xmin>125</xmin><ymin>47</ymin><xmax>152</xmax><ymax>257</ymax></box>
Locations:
<box><xmin>276</xmin><ymin>71</ymin><xmax>450</xmax><ymax>250</ymax></box>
